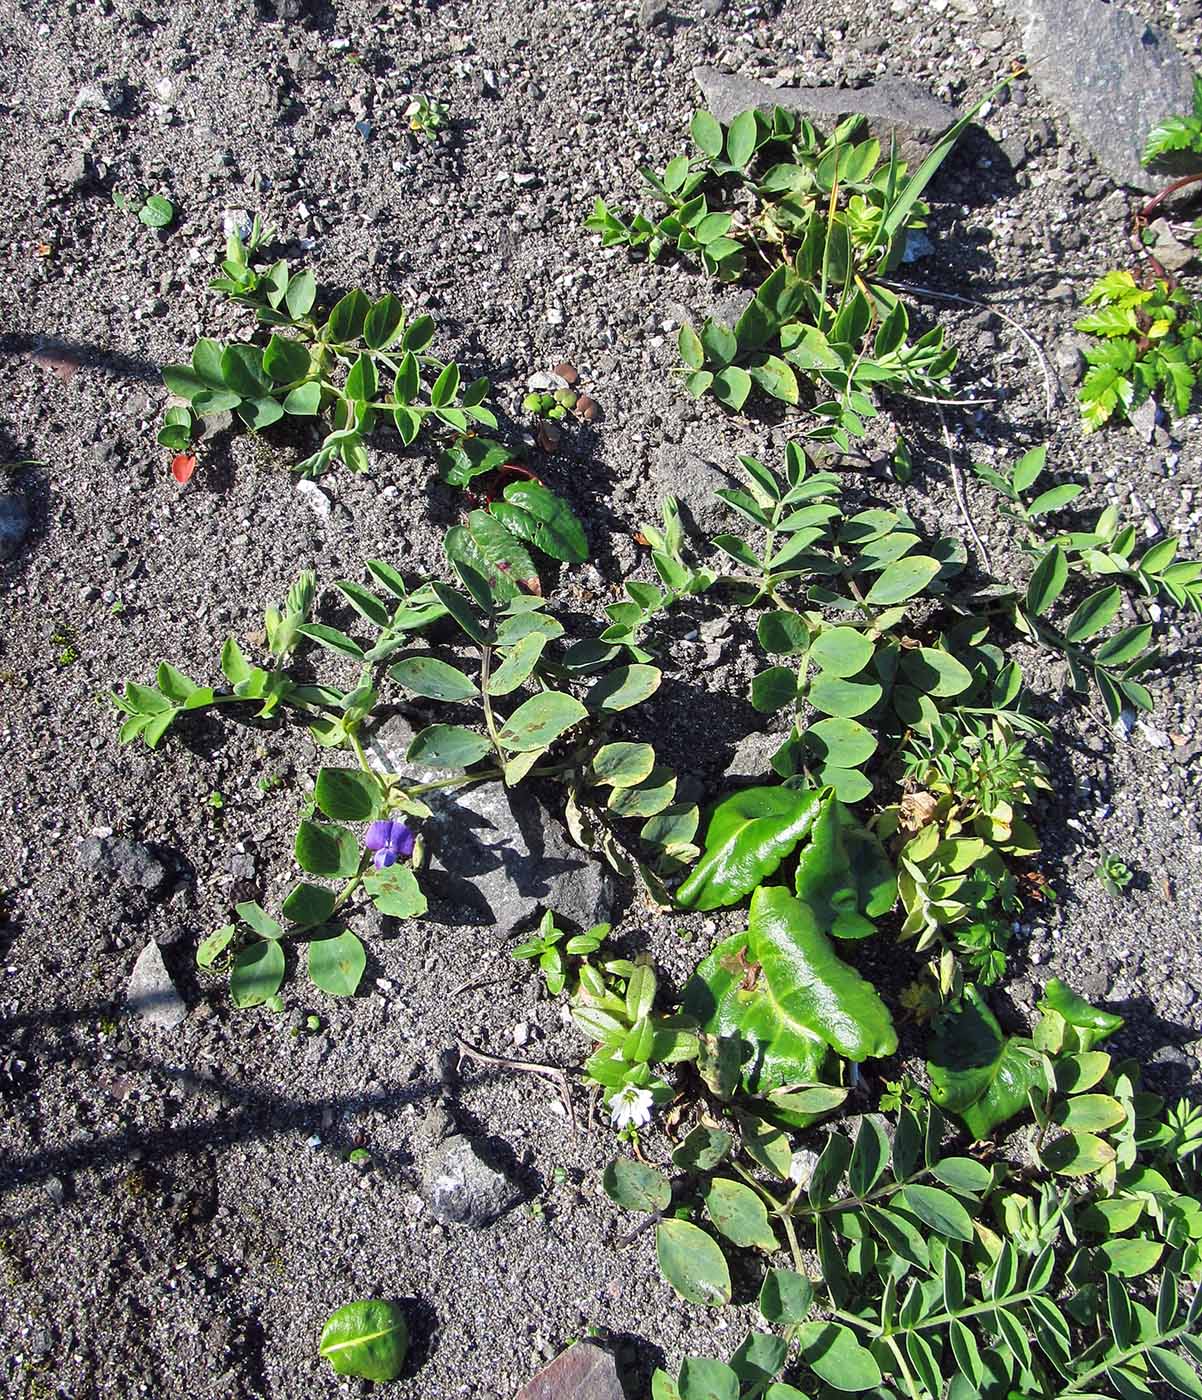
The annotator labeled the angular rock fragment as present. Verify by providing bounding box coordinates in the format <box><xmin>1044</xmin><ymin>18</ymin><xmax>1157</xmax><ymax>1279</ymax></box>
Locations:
<box><xmin>514</xmin><ymin>1342</ymin><xmax>624</xmax><ymax>1400</ymax></box>
<box><xmin>694</xmin><ymin>67</ymin><xmax>955</xmax><ymax>166</ymax></box>
<box><xmin>1003</xmin><ymin>0</ymin><xmax>1197</xmax><ymax>191</ymax></box>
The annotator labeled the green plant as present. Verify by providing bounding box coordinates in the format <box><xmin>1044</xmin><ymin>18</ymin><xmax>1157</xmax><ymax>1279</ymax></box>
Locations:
<box><xmin>1096</xmin><ymin>852</ymin><xmax>1134</xmax><ymax>898</ymax></box>
<box><xmin>974</xmin><ymin>444</ymin><xmax>1202</xmax><ymax>721</ymax></box>
<box><xmin>607</xmin><ymin>980</ymin><xmax>1202</xmax><ymax>1400</ymax></box>
<box><xmin>511</xmin><ymin>909</ymin><xmax>610</xmax><ymax>997</ymax></box>
<box><xmin>113</xmin><ymin>189</ymin><xmax>175</xmax><ymax>228</ymax></box>
<box><xmin>1074</xmin><ymin>271</ymin><xmax>1201</xmax><ymax>430</ymax></box>
<box><xmin>158</xmin><ymin>222</ymin><xmax>495</xmax><ymax>475</ymax></box>
<box><xmin>1143</xmin><ymin>75</ymin><xmax>1202</xmax><ymax>170</ymax></box>
<box><xmin>318</xmin><ymin>1300</ymin><xmax>407</xmax><ymax>1381</ymax></box>
<box><xmin>587</xmin><ymin>85</ymin><xmax>1007</xmax><ymax>442</ymax></box>
<box><xmin>113</xmin><ymin>522</ymin><xmax>699</xmax><ymax>1005</ymax></box>
<box><xmin>404</xmin><ymin>94</ymin><xmax>449</xmax><ymax>139</ymax></box>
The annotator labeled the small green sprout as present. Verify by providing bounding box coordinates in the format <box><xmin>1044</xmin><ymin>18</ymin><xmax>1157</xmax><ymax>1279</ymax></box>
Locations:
<box><xmin>404</xmin><ymin>95</ymin><xmax>449</xmax><ymax>139</ymax></box>
<box><xmin>1096</xmin><ymin>851</ymin><xmax>1135</xmax><ymax>898</ymax></box>
<box><xmin>113</xmin><ymin>190</ymin><xmax>176</xmax><ymax>229</ymax></box>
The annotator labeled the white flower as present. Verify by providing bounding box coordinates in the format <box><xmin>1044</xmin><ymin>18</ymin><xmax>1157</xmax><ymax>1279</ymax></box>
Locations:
<box><xmin>609</xmin><ymin>1085</ymin><xmax>655</xmax><ymax>1131</ymax></box>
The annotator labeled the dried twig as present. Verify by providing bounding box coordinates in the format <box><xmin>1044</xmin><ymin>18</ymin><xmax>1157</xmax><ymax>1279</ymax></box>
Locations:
<box><xmin>878</xmin><ymin>278</ymin><xmax>1056</xmax><ymax>421</ymax></box>
<box><xmin>455</xmin><ymin>1037</ymin><xmax>577</xmax><ymax>1136</ymax></box>
<box><xmin>937</xmin><ymin>404</ymin><xmax>991</xmax><ymax>572</ymax></box>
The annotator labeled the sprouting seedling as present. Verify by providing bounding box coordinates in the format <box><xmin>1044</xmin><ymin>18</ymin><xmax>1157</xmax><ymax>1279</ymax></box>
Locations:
<box><xmin>1096</xmin><ymin>851</ymin><xmax>1134</xmax><ymax>898</ymax></box>
<box><xmin>113</xmin><ymin>190</ymin><xmax>175</xmax><ymax>229</ymax></box>
<box><xmin>405</xmin><ymin>95</ymin><xmax>449</xmax><ymax>139</ymax></box>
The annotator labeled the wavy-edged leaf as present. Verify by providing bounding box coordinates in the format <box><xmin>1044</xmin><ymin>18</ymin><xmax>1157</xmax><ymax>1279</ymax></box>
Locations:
<box><xmin>676</xmin><ymin>786</ymin><xmax>823</xmax><ymax>910</ymax></box>
<box><xmin>794</xmin><ymin>796</ymin><xmax>896</xmax><ymax>939</ymax></box>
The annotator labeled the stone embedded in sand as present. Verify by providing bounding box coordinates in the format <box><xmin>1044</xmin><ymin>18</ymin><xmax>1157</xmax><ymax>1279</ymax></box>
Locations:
<box><xmin>514</xmin><ymin>1342</ymin><xmax>624</xmax><ymax>1400</ymax></box>
<box><xmin>693</xmin><ymin>67</ymin><xmax>955</xmax><ymax>167</ymax></box>
<box><xmin>423</xmin><ymin>1134</ymin><xmax>523</xmax><ymax>1228</ymax></box>
<box><xmin>127</xmin><ymin>941</ymin><xmax>188</xmax><ymax>1031</ymax></box>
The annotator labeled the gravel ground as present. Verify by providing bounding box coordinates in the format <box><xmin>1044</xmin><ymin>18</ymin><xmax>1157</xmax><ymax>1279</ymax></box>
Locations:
<box><xmin>1</xmin><ymin>0</ymin><xmax>1201</xmax><ymax>1396</ymax></box>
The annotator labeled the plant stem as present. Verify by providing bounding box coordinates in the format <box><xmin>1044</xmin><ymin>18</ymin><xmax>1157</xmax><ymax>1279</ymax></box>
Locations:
<box><xmin>479</xmin><ymin>646</ymin><xmax>504</xmax><ymax>758</ymax></box>
<box><xmin>1063</xmin><ymin>1318</ymin><xmax>1194</xmax><ymax>1392</ymax></box>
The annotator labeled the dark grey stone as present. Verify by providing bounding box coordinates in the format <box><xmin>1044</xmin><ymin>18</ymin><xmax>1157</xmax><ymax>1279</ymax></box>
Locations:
<box><xmin>367</xmin><ymin>716</ymin><xmax>615</xmax><ymax>933</ymax></box>
<box><xmin>1145</xmin><ymin>217</ymin><xmax>1197</xmax><ymax>274</ymax></box>
<box><xmin>0</xmin><ymin>491</ymin><xmax>29</xmax><ymax>562</ymax></box>
<box><xmin>1002</xmin><ymin>0</ymin><xmax>1197</xmax><ymax>191</ymax></box>
<box><xmin>693</xmin><ymin>67</ymin><xmax>956</xmax><ymax>166</ymax></box>
<box><xmin>423</xmin><ymin>1134</ymin><xmax>522</xmax><ymax>1227</ymax></box>
<box><xmin>127</xmin><ymin>941</ymin><xmax>187</xmax><ymax>1031</ymax></box>
<box><xmin>639</xmin><ymin>0</ymin><xmax>669</xmax><ymax>26</ymax></box>
<box><xmin>724</xmin><ymin>730</ymin><xmax>781</xmax><ymax>783</ymax></box>
<box><xmin>79</xmin><ymin>836</ymin><xmax>169</xmax><ymax>895</ymax></box>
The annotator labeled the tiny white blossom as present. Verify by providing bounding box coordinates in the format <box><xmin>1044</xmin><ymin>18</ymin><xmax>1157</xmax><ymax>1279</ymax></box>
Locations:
<box><xmin>609</xmin><ymin>1085</ymin><xmax>655</xmax><ymax>1131</ymax></box>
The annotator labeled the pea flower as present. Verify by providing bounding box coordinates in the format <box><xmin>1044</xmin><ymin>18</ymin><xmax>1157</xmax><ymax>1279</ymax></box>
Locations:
<box><xmin>609</xmin><ymin>1084</ymin><xmax>655</xmax><ymax>1131</ymax></box>
<box><xmin>363</xmin><ymin>818</ymin><xmax>416</xmax><ymax>871</ymax></box>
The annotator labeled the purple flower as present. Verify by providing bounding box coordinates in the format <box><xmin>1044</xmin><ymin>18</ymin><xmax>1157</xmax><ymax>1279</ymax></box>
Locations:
<box><xmin>364</xmin><ymin>818</ymin><xmax>415</xmax><ymax>871</ymax></box>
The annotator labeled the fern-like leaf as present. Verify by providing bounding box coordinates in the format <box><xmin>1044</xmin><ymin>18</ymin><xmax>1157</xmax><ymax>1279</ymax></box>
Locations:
<box><xmin>1075</xmin><ymin>305</ymin><xmax>1139</xmax><ymax>338</ymax></box>
<box><xmin>1079</xmin><ymin>341</ymin><xmax>1137</xmax><ymax>433</ymax></box>
<box><xmin>1142</xmin><ymin>113</ymin><xmax>1202</xmax><ymax>167</ymax></box>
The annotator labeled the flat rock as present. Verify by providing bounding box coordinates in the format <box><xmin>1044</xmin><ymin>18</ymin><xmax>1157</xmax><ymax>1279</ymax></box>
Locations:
<box><xmin>514</xmin><ymin>1342</ymin><xmax>623</xmax><ymax>1400</ymax></box>
<box><xmin>127</xmin><ymin>941</ymin><xmax>187</xmax><ymax>1031</ymax></box>
<box><xmin>368</xmin><ymin>716</ymin><xmax>614</xmax><ymax>932</ymax></box>
<box><xmin>79</xmin><ymin>835</ymin><xmax>169</xmax><ymax>894</ymax></box>
<box><xmin>1003</xmin><ymin>0</ymin><xmax>1196</xmax><ymax>191</ymax></box>
<box><xmin>693</xmin><ymin>67</ymin><xmax>955</xmax><ymax>166</ymax></box>
<box><xmin>724</xmin><ymin>729</ymin><xmax>781</xmax><ymax>783</ymax></box>
<box><xmin>649</xmin><ymin>446</ymin><xmax>739</xmax><ymax>536</ymax></box>
<box><xmin>423</xmin><ymin>1134</ymin><xmax>522</xmax><ymax>1227</ymax></box>
<box><xmin>0</xmin><ymin>491</ymin><xmax>30</xmax><ymax>562</ymax></box>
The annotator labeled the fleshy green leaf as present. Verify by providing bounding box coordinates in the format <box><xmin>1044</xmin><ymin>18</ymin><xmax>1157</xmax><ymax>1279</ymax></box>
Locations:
<box><xmin>389</xmin><ymin>656</ymin><xmax>480</xmax><ymax>701</ymax></box>
<box><xmin>796</xmin><ymin>1322</ymin><xmax>882</xmax><ymax>1392</ymax></box>
<box><xmin>927</xmin><ymin>984</ymin><xmax>1047</xmax><ymax>1139</ymax></box>
<box><xmin>656</xmin><ymin>1219</ymin><xmax>731</xmax><ymax>1307</ymax></box>
<box><xmin>704</xmin><ymin>1177</ymin><xmax>778</xmax><ymax>1252</ymax></box>
<box><xmin>406</xmin><ymin>724</ymin><xmax>493</xmax><ymax>770</ymax></box>
<box><xmin>230</xmin><ymin>940</ymin><xmax>285</xmax><ymax>1008</ymax></box>
<box><xmin>318</xmin><ymin>1300</ymin><xmax>408</xmax><ymax>1381</ymax></box>
<box><xmin>676</xmin><ymin>786</ymin><xmax>823</xmax><ymax>911</ymax></box>
<box><xmin>308</xmin><ymin>930</ymin><xmax>366</xmax><ymax>997</ymax></box>
<box><xmin>314</xmin><ymin>767</ymin><xmax>382</xmax><ymax>822</ymax></box>
<box><xmin>603</xmin><ymin>1157</ymin><xmax>671</xmax><ymax>1213</ymax></box>
<box><xmin>495</xmin><ymin>692</ymin><xmax>588</xmax><ymax>752</ymax></box>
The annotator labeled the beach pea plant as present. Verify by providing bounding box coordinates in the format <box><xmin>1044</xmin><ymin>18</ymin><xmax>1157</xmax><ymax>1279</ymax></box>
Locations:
<box><xmin>112</xmin><ymin>523</ymin><xmax>706</xmax><ymax>1005</ymax></box>
<box><xmin>974</xmin><ymin>444</ymin><xmax>1202</xmax><ymax>722</ymax></box>
<box><xmin>693</xmin><ymin>444</ymin><xmax>1049</xmax><ymax>989</ymax></box>
<box><xmin>609</xmin><ymin>981</ymin><xmax>1202</xmax><ymax>1400</ymax></box>
<box><xmin>158</xmin><ymin>221</ymin><xmax>495</xmax><ymax>476</ymax></box>
<box><xmin>586</xmin><ymin>83</ymin><xmax>1008</xmax><ymax>441</ymax></box>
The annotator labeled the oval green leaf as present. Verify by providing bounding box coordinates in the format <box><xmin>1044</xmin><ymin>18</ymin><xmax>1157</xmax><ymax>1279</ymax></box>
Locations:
<box><xmin>390</xmin><ymin>656</ymin><xmax>480</xmax><ymax>701</ymax></box>
<box><xmin>318</xmin><ymin>1299</ymin><xmax>408</xmax><ymax>1381</ymax></box>
<box><xmin>406</xmin><ymin>723</ymin><xmax>492</xmax><ymax>771</ymax></box>
<box><xmin>308</xmin><ymin>930</ymin><xmax>366</xmax><ymax>997</ymax></box>
<box><xmin>655</xmin><ymin>1219</ymin><xmax>731</xmax><ymax>1307</ymax></box>
<box><xmin>230</xmin><ymin>940</ymin><xmax>285</xmax><ymax>1008</ymax></box>
<box><xmin>496</xmin><ymin>691</ymin><xmax>588</xmax><ymax>752</ymax></box>
<box><xmin>314</xmin><ymin>766</ymin><xmax>381</xmax><ymax>822</ymax></box>
<box><xmin>603</xmin><ymin>1157</ymin><xmax>671</xmax><ymax>1214</ymax></box>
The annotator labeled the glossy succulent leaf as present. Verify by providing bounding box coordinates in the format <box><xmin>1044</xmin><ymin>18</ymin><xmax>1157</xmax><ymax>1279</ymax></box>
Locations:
<box><xmin>793</xmin><ymin>795</ymin><xmax>897</xmax><ymax>938</ymax></box>
<box><xmin>318</xmin><ymin>1300</ymin><xmax>408</xmax><ymax>1381</ymax></box>
<box><xmin>683</xmin><ymin>931</ymin><xmax>830</xmax><ymax>1099</ymax></box>
<box><xmin>747</xmin><ymin>887</ymin><xmax>897</xmax><ymax>1062</ymax></box>
<box><xmin>676</xmin><ymin>785</ymin><xmax>822</xmax><ymax>910</ymax></box>
<box><xmin>927</xmin><ymin>984</ymin><xmax>1047</xmax><ymax>1139</ymax></box>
